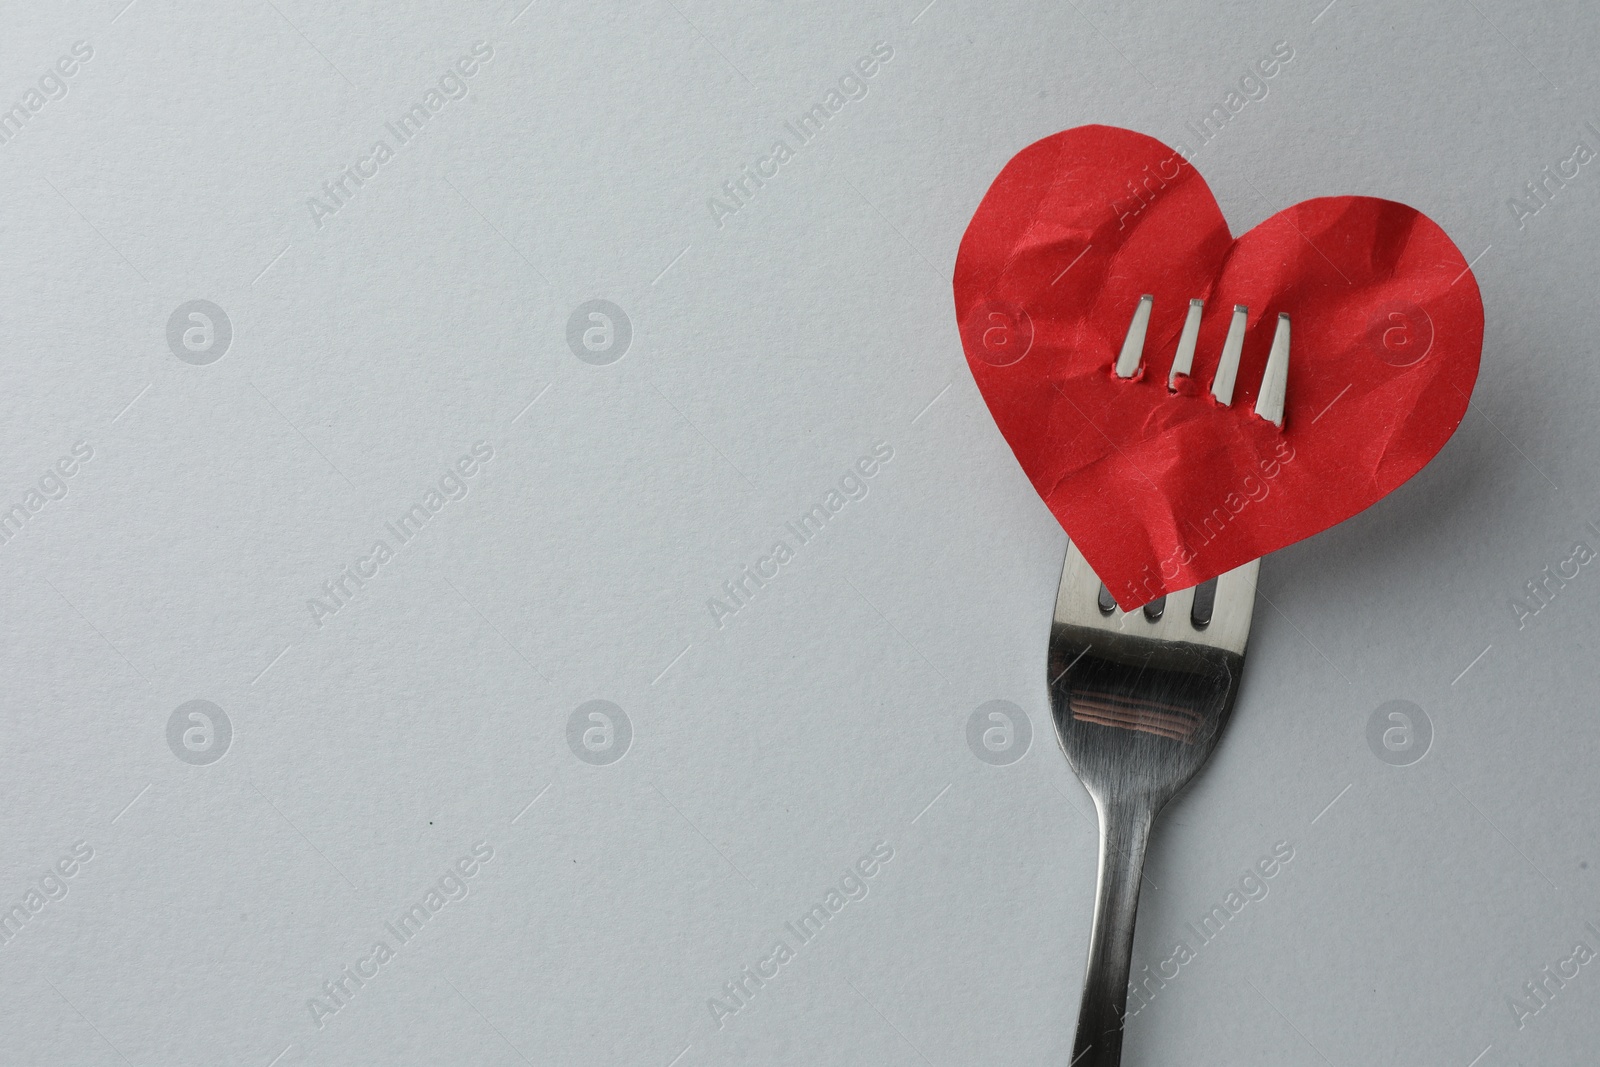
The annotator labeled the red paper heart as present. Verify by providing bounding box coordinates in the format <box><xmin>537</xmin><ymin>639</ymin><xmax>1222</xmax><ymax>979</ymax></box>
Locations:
<box><xmin>955</xmin><ymin>125</ymin><xmax>1483</xmax><ymax>608</ymax></box>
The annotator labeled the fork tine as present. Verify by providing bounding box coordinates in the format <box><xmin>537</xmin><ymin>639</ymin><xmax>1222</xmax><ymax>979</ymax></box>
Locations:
<box><xmin>1210</xmin><ymin>305</ymin><xmax>1248</xmax><ymax>405</ymax></box>
<box><xmin>1156</xmin><ymin>584</ymin><xmax>1196</xmax><ymax>633</ymax></box>
<box><xmin>1163</xmin><ymin>583</ymin><xmax>1196</xmax><ymax>615</ymax></box>
<box><xmin>1057</xmin><ymin>539</ymin><xmax>1104</xmax><ymax>617</ymax></box>
<box><xmin>1060</xmin><ymin>540</ymin><xmax>1232</xmax><ymax>644</ymax></box>
<box><xmin>1114</xmin><ymin>295</ymin><xmax>1153</xmax><ymax>379</ymax></box>
<box><xmin>1204</xmin><ymin>558</ymin><xmax>1261</xmax><ymax>654</ymax></box>
<box><xmin>1254</xmin><ymin>313</ymin><xmax>1289</xmax><ymax>427</ymax></box>
<box><xmin>1167</xmin><ymin>298</ymin><xmax>1204</xmax><ymax>388</ymax></box>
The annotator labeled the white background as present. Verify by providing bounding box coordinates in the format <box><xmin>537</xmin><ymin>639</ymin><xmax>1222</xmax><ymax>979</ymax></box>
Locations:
<box><xmin>1</xmin><ymin>1</ymin><xmax>1597</xmax><ymax>1064</ymax></box>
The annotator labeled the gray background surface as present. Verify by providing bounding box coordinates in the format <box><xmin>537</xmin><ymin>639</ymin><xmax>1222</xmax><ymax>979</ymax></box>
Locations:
<box><xmin>1</xmin><ymin>0</ymin><xmax>1596</xmax><ymax>1064</ymax></box>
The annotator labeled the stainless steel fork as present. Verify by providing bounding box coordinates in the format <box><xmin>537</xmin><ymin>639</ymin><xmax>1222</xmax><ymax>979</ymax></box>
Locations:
<box><xmin>1052</xmin><ymin>295</ymin><xmax>1283</xmax><ymax>1065</ymax></box>
<box><xmin>1051</xmin><ymin>553</ymin><xmax>1258</xmax><ymax>1064</ymax></box>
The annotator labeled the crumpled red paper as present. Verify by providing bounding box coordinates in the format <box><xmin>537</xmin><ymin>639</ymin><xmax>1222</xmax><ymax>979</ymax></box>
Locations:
<box><xmin>955</xmin><ymin>125</ymin><xmax>1484</xmax><ymax>608</ymax></box>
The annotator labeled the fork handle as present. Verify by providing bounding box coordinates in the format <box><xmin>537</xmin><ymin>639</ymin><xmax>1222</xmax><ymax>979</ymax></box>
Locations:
<box><xmin>1071</xmin><ymin>796</ymin><xmax>1155</xmax><ymax>1066</ymax></box>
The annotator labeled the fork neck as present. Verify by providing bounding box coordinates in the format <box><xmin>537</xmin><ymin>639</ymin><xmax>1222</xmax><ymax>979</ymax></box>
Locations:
<box><xmin>1072</xmin><ymin>793</ymin><xmax>1155</xmax><ymax>1067</ymax></box>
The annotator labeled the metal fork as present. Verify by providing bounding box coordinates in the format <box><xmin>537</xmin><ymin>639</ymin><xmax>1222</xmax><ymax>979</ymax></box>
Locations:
<box><xmin>1052</xmin><ymin>295</ymin><xmax>1285</xmax><ymax>1065</ymax></box>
